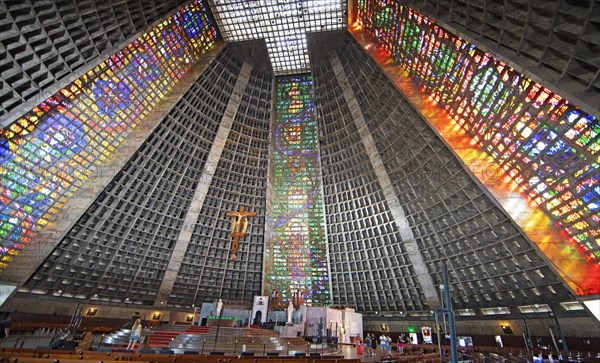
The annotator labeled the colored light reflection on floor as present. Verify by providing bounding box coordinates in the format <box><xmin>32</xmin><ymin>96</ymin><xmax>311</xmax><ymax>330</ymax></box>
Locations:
<box><xmin>350</xmin><ymin>24</ymin><xmax>600</xmax><ymax>295</ymax></box>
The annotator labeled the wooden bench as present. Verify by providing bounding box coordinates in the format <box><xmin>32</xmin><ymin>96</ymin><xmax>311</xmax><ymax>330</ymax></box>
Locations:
<box><xmin>4</xmin><ymin>358</ymin><xmax>150</xmax><ymax>363</ymax></box>
<box><xmin>0</xmin><ymin>349</ymin><xmax>364</xmax><ymax>363</ymax></box>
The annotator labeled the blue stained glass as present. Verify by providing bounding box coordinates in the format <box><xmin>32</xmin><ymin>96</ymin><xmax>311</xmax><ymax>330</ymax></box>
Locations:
<box><xmin>0</xmin><ymin>140</ymin><xmax>11</xmax><ymax>159</ymax></box>
<box><xmin>582</xmin><ymin>190</ymin><xmax>599</xmax><ymax>206</ymax></box>
<box><xmin>92</xmin><ymin>79</ymin><xmax>132</xmax><ymax>117</ymax></box>
<box><xmin>522</xmin><ymin>134</ymin><xmax>541</xmax><ymax>153</ymax></box>
<box><xmin>161</xmin><ymin>29</ymin><xmax>186</xmax><ymax>59</ymax></box>
<box><xmin>126</xmin><ymin>50</ymin><xmax>161</xmax><ymax>88</ymax></box>
<box><xmin>546</xmin><ymin>139</ymin><xmax>566</xmax><ymax>155</ymax></box>
<box><xmin>182</xmin><ymin>11</ymin><xmax>204</xmax><ymax>38</ymax></box>
<box><xmin>36</xmin><ymin>114</ymin><xmax>86</xmax><ymax>163</ymax></box>
<box><xmin>566</xmin><ymin>110</ymin><xmax>581</xmax><ymax>124</ymax></box>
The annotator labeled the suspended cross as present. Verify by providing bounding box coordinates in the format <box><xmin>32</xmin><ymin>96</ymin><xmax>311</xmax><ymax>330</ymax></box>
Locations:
<box><xmin>226</xmin><ymin>206</ymin><xmax>257</xmax><ymax>260</ymax></box>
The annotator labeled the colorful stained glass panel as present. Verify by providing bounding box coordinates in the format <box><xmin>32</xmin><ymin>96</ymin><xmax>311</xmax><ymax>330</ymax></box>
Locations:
<box><xmin>0</xmin><ymin>1</ymin><xmax>216</xmax><ymax>271</ymax></box>
<box><xmin>266</xmin><ymin>75</ymin><xmax>331</xmax><ymax>306</ymax></box>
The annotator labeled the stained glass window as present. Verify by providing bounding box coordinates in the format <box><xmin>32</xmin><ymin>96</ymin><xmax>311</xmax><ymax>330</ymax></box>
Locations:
<box><xmin>356</xmin><ymin>2</ymin><xmax>599</xmax><ymax>266</ymax></box>
<box><xmin>0</xmin><ymin>1</ymin><xmax>216</xmax><ymax>271</ymax></box>
<box><xmin>265</xmin><ymin>75</ymin><xmax>331</xmax><ymax>306</ymax></box>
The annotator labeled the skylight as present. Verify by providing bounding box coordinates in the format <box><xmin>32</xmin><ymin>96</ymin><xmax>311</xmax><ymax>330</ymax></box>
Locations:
<box><xmin>209</xmin><ymin>0</ymin><xmax>347</xmax><ymax>75</ymax></box>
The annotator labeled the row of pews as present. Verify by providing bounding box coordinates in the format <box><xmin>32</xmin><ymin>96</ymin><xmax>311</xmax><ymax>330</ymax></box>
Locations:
<box><xmin>0</xmin><ymin>348</ymin><xmax>360</xmax><ymax>363</ymax></box>
<box><xmin>388</xmin><ymin>343</ymin><xmax>600</xmax><ymax>363</ymax></box>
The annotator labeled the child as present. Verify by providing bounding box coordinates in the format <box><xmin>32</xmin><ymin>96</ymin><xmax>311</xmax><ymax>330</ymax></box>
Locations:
<box><xmin>356</xmin><ymin>335</ymin><xmax>363</xmax><ymax>355</ymax></box>
<box><xmin>397</xmin><ymin>335</ymin><xmax>405</xmax><ymax>355</ymax></box>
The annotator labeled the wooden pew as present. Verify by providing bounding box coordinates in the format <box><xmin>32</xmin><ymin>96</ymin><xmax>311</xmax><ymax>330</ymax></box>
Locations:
<box><xmin>0</xmin><ymin>348</ymin><xmax>364</xmax><ymax>363</ymax></box>
<box><xmin>3</xmin><ymin>358</ymin><xmax>150</xmax><ymax>363</ymax></box>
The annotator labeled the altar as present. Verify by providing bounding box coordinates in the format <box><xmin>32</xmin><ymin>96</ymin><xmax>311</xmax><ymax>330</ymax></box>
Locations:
<box><xmin>206</xmin><ymin>315</ymin><xmax>237</xmax><ymax>327</ymax></box>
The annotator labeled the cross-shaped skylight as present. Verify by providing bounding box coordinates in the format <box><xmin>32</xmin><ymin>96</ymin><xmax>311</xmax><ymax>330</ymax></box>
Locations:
<box><xmin>208</xmin><ymin>0</ymin><xmax>347</xmax><ymax>75</ymax></box>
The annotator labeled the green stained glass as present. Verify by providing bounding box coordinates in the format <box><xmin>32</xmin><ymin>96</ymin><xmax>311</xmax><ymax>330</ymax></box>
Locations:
<box><xmin>265</xmin><ymin>75</ymin><xmax>330</xmax><ymax>307</ymax></box>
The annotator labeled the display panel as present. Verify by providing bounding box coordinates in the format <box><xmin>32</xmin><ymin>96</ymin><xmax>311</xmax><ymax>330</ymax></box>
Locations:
<box><xmin>355</xmin><ymin>1</ymin><xmax>599</xmax><ymax>292</ymax></box>
<box><xmin>266</xmin><ymin>75</ymin><xmax>331</xmax><ymax>306</ymax></box>
<box><xmin>0</xmin><ymin>1</ymin><xmax>216</xmax><ymax>271</ymax></box>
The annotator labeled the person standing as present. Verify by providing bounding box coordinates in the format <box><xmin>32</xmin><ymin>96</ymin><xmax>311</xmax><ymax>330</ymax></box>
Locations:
<box><xmin>379</xmin><ymin>334</ymin><xmax>386</xmax><ymax>358</ymax></box>
<box><xmin>0</xmin><ymin>316</ymin><xmax>11</xmax><ymax>340</ymax></box>
<box><xmin>355</xmin><ymin>335</ymin><xmax>363</xmax><ymax>355</ymax></box>
<box><xmin>126</xmin><ymin>319</ymin><xmax>142</xmax><ymax>351</ymax></box>
<box><xmin>371</xmin><ymin>333</ymin><xmax>378</xmax><ymax>356</ymax></box>
<box><xmin>365</xmin><ymin>334</ymin><xmax>372</xmax><ymax>356</ymax></box>
<box><xmin>397</xmin><ymin>335</ymin><xmax>405</xmax><ymax>355</ymax></box>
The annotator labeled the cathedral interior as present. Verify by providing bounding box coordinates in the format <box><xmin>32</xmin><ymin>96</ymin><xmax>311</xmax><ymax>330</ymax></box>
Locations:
<box><xmin>0</xmin><ymin>0</ymin><xmax>599</xmax><ymax>340</ymax></box>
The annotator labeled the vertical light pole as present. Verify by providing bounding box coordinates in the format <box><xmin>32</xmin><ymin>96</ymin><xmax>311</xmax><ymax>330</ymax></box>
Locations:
<box><xmin>213</xmin><ymin>233</ymin><xmax>234</xmax><ymax>352</ymax></box>
<box><xmin>523</xmin><ymin>317</ymin><xmax>533</xmax><ymax>352</ymax></box>
<box><xmin>441</xmin><ymin>260</ymin><xmax>458</xmax><ymax>363</ymax></box>
<box><xmin>549</xmin><ymin>302</ymin><xmax>569</xmax><ymax>357</ymax></box>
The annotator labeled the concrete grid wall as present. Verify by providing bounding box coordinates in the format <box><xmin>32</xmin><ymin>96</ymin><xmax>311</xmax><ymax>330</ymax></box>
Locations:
<box><xmin>0</xmin><ymin>0</ymin><xmax>191</xmax><ymax>123</ymax></box>
<box><xmin>313</xmin><ymin>31</ymin><xmax>574</xmax><ymax>312</ymax></box>
<box><xmin>311</xmin><ymin>35</ymin><xmax>432</xmax><ymax>313</ymax></box>
<box><xmin>167</xmin><ymin>65</ymin><xmax>272</xmax><ymax>308</ymax></box>
<box><xmin>16</xmin><ymin>47</ymin><xmax>240</xmax><ymax>306</ymax></box>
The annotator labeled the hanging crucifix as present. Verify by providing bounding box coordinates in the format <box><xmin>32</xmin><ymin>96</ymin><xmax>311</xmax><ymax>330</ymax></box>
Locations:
<box><xmin>226</xmin><ymin>206</ymin><xmax>256</xmax><ymax>260</ymax></box>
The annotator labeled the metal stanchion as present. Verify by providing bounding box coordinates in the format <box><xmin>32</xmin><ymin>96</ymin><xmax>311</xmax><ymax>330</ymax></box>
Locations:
<box><xmin>98</xmin><ymin>334</ymin><xmax>105</xmax><ymax>350</ymax></box>
<box><xmin>213</xmin><ymin>308</ymin><xmax>224</xmax><ymax>352</ymax></box>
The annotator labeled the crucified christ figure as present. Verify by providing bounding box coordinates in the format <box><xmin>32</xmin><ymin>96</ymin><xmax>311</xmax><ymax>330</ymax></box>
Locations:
<box><xmin>226</xmin><ymin>206</ymin><xmax>256</xmax><ymax>260</ymax></box>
